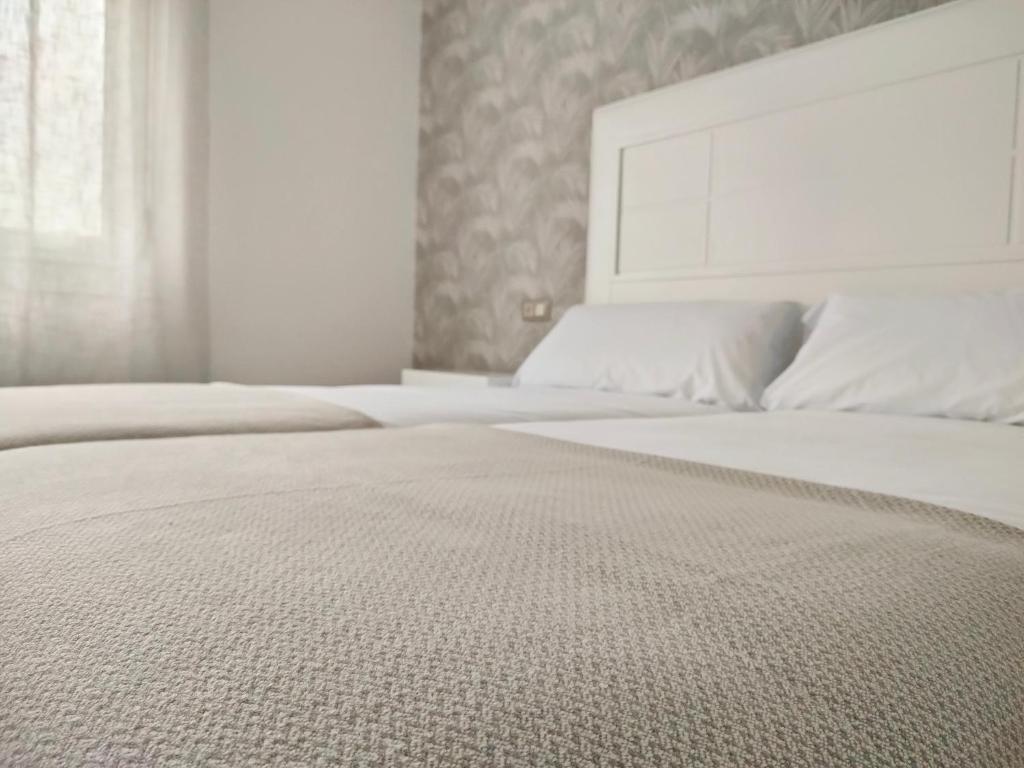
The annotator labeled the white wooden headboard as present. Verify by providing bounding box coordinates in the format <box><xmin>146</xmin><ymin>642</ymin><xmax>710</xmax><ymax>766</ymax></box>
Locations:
<box><xmin>585</xmin><ymin>0</ymin><xmax>1024</xmax><ymax>305</ymax></box>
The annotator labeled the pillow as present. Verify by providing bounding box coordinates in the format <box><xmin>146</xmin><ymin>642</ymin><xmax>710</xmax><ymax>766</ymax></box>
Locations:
<box><xmin>761</xmin><ymin>292</ymin><xmax>1024</xmax><ymax>424</ymax></box>
<box><xmin>514</xmin><ymin>301</ymin><xmax>803</xmax><ymax>410</ymax></box>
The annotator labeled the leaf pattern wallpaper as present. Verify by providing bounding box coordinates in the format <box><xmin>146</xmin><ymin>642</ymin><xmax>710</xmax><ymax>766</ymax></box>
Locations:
<box><xmin>414</xmin><ymin>0</ymin><xmax>953</xmax><ymax>372</ymax></box>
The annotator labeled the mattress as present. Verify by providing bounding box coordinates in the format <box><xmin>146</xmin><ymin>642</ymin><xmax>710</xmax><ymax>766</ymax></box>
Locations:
<box><xmin>2</xmin><ymin>421</ymin><xmax>1022</xmax><ymax>765</ymax></box>
<box><xmin>275</xmin><ymin>384</ymin><xmax>722</xmax><ymax>426</ymax></box>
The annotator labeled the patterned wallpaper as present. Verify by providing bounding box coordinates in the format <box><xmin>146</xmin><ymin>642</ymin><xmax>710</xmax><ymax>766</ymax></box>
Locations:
<box><xmin>413</xmin><ymin>0</ymin><xmax>952</xmax><ymax>372</ymax></box>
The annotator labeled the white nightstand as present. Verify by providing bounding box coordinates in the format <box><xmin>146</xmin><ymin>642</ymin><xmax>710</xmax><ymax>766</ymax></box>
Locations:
<box><xmin>401</xmin><ymin>369</ymin><xmax>514</xmax><ymax>388</ymax></box>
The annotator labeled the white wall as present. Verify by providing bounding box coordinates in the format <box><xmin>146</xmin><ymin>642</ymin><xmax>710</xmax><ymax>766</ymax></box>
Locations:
<box><xmin>208</xmin><ymin>0</ymin><xmax>421</xmax><ymax>384</ymax></box>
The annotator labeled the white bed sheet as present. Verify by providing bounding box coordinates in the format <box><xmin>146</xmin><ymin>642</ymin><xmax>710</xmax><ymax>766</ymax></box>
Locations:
<box><xmin>502</xmin><ymin>411</ymin><xmax>1024</xmax><ymax>530</ymax></box>
<box><xmin>274</xmin><ymin>385</ymin><xmax>722</xmax><ymax>427</ymax></box>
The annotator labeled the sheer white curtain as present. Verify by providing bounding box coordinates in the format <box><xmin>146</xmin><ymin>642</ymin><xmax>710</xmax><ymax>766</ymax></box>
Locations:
<box><xmin>0</xmin><ymin>0</ymin><xmax>208</xmax><ymax>385</ymax></box>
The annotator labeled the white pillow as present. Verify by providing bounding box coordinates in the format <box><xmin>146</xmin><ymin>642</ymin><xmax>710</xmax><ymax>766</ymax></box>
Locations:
<box><xmin>514</xmin><ymin>301</ymin><xmax>803</xmax><ymax>410</ymax></box>
<box><xmin>762</xmin><ymin>292</ymin><xmax>1024</xmax><ymax>424</ymax></box>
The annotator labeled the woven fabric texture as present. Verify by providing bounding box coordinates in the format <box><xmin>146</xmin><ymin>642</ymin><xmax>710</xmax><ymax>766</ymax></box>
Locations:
<box><xmin>1</xmin><ymin>425</ymin><xmax>1021</xmax><ymax>766</ymax></box>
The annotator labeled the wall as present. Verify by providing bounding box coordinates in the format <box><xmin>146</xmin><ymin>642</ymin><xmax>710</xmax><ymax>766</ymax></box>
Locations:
<box><xmin>414</xmin><ymin>0</ymin><xmax>953</xmax><ymax>373</ymax></box>
<box><xmin>208</xmin><ymin>0</ymin><xmax>421</xmax><ymax>384</ymax></box>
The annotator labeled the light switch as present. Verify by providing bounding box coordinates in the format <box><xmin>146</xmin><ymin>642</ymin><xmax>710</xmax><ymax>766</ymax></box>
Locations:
<box><xmin>521</xmin><ymin>299</ymin><xmax>552</xmax><ymax>322</ymax></box>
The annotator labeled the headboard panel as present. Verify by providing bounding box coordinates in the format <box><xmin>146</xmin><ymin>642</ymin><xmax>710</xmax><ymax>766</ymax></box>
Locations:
<box><xmin>585</xmin><ymin>0</ymin><xmax>1024</xmax><ymax>305</ymax></box>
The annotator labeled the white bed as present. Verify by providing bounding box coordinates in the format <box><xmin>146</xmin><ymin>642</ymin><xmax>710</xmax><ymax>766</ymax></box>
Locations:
<box><xmin>272</xmin><ymin>384</ymin><xmax>723</xmax><ymax>427</ymax></box>
<box><xmin>276</xmin><ymin>0</ymin><xmax>1024</xmax><ymax>528</ymax></box>
<box><xmin>505</xmin><ymin>412</ymin><xmax>1024</xmax><ymax>531</ymax></box>
<box><xmin>498</xmin><ymin>0</ymin><xmax>1024</xmax><ymax>534</ymax></box>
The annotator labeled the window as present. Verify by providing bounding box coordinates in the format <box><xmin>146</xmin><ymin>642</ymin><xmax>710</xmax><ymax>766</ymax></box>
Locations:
<box><xmin>0</xmin><ymin>0</ymin><xmax>106</xmax><ymax>238</ymax></box>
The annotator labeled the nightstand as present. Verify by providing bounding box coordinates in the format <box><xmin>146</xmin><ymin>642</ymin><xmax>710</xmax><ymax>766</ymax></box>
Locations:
<box><xmin>400</xmin><ymin>369</ymin><xmax>515</xmax><ymax>388</ymax></box>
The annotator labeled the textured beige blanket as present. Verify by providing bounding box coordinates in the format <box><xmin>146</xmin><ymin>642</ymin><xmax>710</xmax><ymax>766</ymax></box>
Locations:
<box><xmin>1</xmin><ymin>426</ymin><xmax>1021</xmax><ymax>767</ymax></box>
<box><xmin>0</xmin><ymin>383</ymin><xmax>377</xmax><ymax>449</ymax></box>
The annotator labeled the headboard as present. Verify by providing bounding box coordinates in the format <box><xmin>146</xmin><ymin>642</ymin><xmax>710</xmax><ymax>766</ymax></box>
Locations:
<box><xmin>585</xmin><ymin>0</ymin><xmax>1024</xmax><ymax>305</ymax></box>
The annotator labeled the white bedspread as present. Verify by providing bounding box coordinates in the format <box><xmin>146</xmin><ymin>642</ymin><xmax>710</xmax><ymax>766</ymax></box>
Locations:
<box><xmin>275</xmin><ymin>384</ymin><xmax>721</xmax><ymax>426</ymax></box>
<box><xmin>503</xmin><ymin>411</ymin><xmax>1024</xmax><ymax>530</ymax></box>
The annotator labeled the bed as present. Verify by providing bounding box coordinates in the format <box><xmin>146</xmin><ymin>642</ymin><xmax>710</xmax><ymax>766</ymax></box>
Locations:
<box><xmin>0</xmin><ymin>381</ymin><xmax>726</xmax><ymax>451</ymax></box>
<box><xmin>2</xmin><ymin>415</ymin><xmax>1022</xmax><ymax>765</ymax></box>
<box><xmin>0</xmin><ymin>297</ymin><xmax>799</xmax><ymax>449</ymax></box>
<box><xmin>3</xmin><ymin>0</ymin><xmax>1023</xmax><ymax>764</ymax></box>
